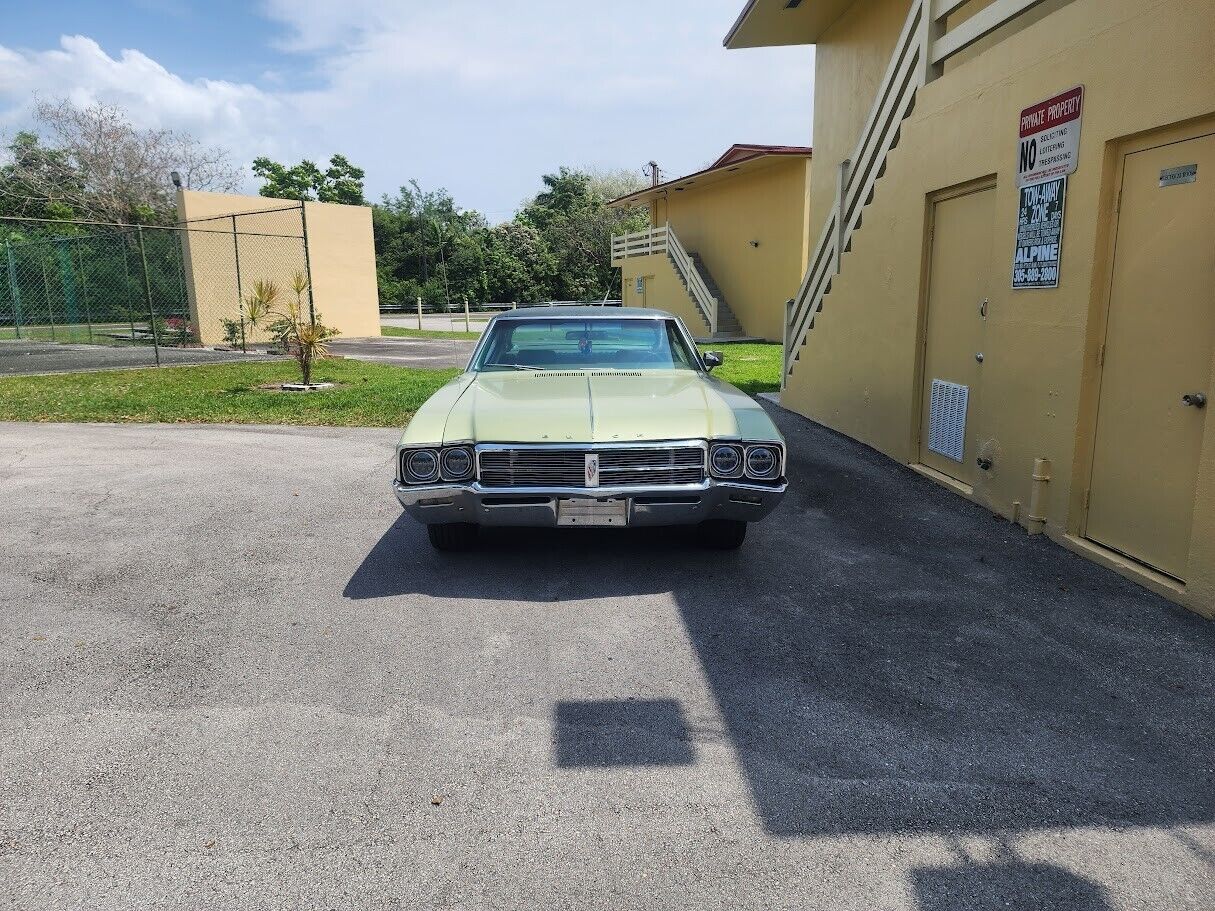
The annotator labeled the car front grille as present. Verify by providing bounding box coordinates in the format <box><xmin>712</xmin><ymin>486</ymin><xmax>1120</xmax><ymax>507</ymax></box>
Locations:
<box><xmin>477</xmin><ymin>446</ymin><xmax>706</xmax><ymax>488</ymax></box>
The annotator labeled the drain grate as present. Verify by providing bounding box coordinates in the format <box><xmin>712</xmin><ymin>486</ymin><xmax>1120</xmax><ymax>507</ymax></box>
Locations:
<box><xmin>928</xmin><ymin>379</ymin><xmax>968</xmax><ymax>462</ymax></box>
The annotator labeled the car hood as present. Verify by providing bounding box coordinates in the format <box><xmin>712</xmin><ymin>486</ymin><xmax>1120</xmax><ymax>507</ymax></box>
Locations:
<box><xmin>401</xmin><ymin>370</ymin><xmax>780</xmax><ymax>445</ymax></box>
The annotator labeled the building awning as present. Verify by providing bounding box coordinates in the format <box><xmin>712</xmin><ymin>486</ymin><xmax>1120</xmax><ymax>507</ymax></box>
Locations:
<box><xmin>723</xmin><ymin>0</ymin><xmax>857</xmax><ymax>49</ymax></box>
<box><xmin>606</xmin><ymin>144</ymin><xmax>812</xmax><ymax>209</ymax></box>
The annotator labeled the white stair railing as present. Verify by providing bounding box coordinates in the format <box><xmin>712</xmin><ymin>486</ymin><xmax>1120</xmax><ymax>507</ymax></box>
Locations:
<box><xmin>663</xmin><ymin>224</ymin><xmax>719</xmax><ymax>336</ymax></box>
<box><xmin>611</xmin><ymin>225</ymin><xmax>669</xmax><ymax>260</ymax></box>
<box><xmin>610</xmin><ymin>223</ymin><xmax>719</xmax><ymax>335</ymax></box>
<box><xmin>783</xmin><ymin>0</ymin><xmax>1071</xmax><ymax>382</ymax></box>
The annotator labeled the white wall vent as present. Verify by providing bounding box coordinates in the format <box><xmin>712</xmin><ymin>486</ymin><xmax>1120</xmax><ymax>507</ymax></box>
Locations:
<box><xmin>928</xmin><ymin>379</ymin><xmax>968</xmax><ymax>462</ymax></box>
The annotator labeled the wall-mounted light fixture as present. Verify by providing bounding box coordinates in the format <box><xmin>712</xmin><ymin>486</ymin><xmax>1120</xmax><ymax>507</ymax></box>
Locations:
<box><xmin>749</xmin><ymin>240</ymin><xmax>760</xmax><ymax>248</ymax></box>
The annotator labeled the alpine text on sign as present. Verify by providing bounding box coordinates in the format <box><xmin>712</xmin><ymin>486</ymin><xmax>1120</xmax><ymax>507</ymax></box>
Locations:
<box><xmin>1012</xmin><ymin>176</ymin><xmax>1066</xmax><ymax>290</ymax></box>
<box><xmin>1017</xmin><ymin>86</ymin><xmax>1084</xmax><ymax>188</ymax></box>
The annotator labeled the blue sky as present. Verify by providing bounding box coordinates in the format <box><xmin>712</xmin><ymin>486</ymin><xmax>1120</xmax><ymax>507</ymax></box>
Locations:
<box><xmin>0</xmin><ymin>1</ymin><xmax>814</xmax><ymax>220</ymax></box>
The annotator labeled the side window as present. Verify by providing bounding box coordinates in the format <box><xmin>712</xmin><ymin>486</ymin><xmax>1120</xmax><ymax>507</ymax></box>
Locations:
<box><xmin>665</xmin><ymin>322</ymin><xmax>698</xmax><ymax>370</ymax></box>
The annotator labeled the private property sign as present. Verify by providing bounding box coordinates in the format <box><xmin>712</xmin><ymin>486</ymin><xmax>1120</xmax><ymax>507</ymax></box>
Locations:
<box><xmin>1017</xmin><ymin>86</ymin><xmax>1084</xmax><ymax>188</ymax></box>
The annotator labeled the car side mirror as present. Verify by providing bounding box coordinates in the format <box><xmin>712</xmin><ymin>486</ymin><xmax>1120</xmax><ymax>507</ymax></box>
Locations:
<box><xmin>702</xmin><ymin>351</ymin><xmax>724</xmax><ymax>371</ymax></box>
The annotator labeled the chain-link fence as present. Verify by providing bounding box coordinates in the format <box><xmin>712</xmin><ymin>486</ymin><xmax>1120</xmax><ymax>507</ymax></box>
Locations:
<box><xmin>0</xmin><ymin>205</ymin><xmax>311</xmax><ymax>364</ymax></box>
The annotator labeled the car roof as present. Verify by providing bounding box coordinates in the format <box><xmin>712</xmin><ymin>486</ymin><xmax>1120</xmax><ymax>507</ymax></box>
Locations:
<box><xmin>489</xmin><ymin>306</ymin><xmax>675</xmax><ymax>321</ymax></box>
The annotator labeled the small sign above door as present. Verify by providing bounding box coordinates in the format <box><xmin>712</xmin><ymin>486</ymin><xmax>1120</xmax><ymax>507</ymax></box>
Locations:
<box><xmin>1160</xmin><ymin>164</ymin><xmax>1198</xmax><ymax>187</ymax></box>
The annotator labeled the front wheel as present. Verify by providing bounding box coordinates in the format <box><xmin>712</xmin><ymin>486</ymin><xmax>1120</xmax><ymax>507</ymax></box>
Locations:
<box><xmin>427</xmin><ymin>522</ymin><xmax>479</xmax><ymax>551</ymax></box>
<box><xmin>695</xmin><ymin>519</ymin><xmax>747</xmax><ymax>550</ymax></box>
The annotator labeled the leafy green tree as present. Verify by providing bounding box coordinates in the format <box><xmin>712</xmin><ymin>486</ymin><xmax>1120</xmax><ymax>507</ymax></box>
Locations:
<box><xmin>517</xmin><ymin>167</ymin><xmax>647</xmax><ymax>300</ymax></box>
<box><xmin>368</xmin><ymin>168</ymin><xmax>644</xmax><ymax>311</ymax></box>
<box><xmin>252</xmin><ymin>154</ymin><xmax>366</xmax><ymax>204</ymax></box>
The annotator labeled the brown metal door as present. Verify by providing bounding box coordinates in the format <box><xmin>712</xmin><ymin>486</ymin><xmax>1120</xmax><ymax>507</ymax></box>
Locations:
<box><xmin>919</xmin><ymin>185</ymin><xmax>995</xmax><ymax>485</ymax></box>
<box><xmin>1086</xmin><ymin>131</ymin><xmax>1215</xmax><ymax>580</ymax></box>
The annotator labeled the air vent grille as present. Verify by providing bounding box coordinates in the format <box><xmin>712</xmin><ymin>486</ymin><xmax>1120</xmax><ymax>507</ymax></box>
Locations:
<box><xmin>928</xmin><ymin>379</ymin><xmax>968</xmax><ymax>462</ymax></box>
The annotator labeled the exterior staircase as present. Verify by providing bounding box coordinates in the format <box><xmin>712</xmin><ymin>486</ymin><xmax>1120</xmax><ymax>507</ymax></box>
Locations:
<box><xmin>610</xmin><ymin>223</ymin><xmax>748</xmax><ymax>340</ymax></box>
<box><xmin>782</xmin><ymin>0</ymin><xmax>1067</xmax><ymax>384</ymax></box>
<box><xmin>678</xmin><ymin>252</ymin><xmax>744</xmax><ymax>339</ymax></box>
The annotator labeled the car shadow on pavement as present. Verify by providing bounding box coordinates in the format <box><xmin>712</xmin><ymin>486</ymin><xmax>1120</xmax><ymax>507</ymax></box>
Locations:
<box><xmin>344</xmin><ymin>405</ymin><xmax>1215</xmax><ymax>839</ymax></box>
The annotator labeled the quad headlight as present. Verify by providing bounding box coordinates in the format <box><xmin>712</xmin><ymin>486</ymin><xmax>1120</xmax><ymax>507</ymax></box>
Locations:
<box><xmin>745</xmin><ymin>445</ymin><xmax>780</xmax><ymax>480</ymax></box>
<box><xmin>401</xmin><ymin>446</ymin><xmax>477</xmax><ymax>484</ymax></box>
<box><xmin>440</xmin><ymin>446</ymin><xmax>474</xmax><ymax>481</ymax></box>
<box><xmin>709</xmin><ymin>441</ymin><xmax>783</xmax><ymax>481</ymax></box>
<box><xmin>709</xmin><ymin>443</ymin><xmax>744</xmax><ymax>479</ymax></box>
<box><xmin>404</xmin><ymin>448</ymin><xmax>439</xmax><ymax>483</ymax></box>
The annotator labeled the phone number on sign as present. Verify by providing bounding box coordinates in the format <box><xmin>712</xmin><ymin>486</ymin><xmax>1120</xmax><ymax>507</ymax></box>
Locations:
<box><xmin>1014</xmin><ymin>266</ymin><xmax>1057</xmax><ymax>284</ymax></box>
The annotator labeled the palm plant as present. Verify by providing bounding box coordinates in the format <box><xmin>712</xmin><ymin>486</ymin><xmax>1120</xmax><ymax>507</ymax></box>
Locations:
<box><xmin>265</xmin><ymin>273</ymin><xmax>337</xmax><ymax>386</ymax></box>
<box><xmin>245</xmin><ymin>279</ymin><xmax>278</xmax><ymax>327</ymax></box>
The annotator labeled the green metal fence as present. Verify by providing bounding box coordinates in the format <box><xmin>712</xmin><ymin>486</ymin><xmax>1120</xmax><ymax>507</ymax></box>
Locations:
<box><xmin>0</xmin><ymin>207</ymin><xmax>311</xmax><ymax>363</ymax></box>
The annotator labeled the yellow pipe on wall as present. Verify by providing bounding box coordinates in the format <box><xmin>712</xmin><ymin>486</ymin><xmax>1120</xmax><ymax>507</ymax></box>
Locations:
<box><xmin>1027</xmin><ymin>458</ymin><xmax>1051</xmax><ymax>535</ymax></box>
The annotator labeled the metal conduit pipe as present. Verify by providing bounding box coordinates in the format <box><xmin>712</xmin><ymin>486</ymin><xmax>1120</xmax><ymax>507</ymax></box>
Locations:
<box><xmin>1026</xmin><ymin>458</ymin><xmax>1051</xmax><ymax>535</ymax></box>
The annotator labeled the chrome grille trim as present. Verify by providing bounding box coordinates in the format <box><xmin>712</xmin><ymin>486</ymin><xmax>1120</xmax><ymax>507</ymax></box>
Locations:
<box><xmin>477</xmin><ymin>442</ymin><xmax>707</xmax><ymax>488</ymax></box>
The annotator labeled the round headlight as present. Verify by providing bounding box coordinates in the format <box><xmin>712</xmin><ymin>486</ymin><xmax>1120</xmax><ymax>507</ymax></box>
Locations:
<box><xmin>746</xmin><ymin>446</ymin><xmax>779</xmax><ymax>479</ymax></box>
<box><xmin>441</xmin><ymin>447</ymin><xmax>473</xmax><ymax>480</ymax></box>
<box><xmin>710</xmin><ymin>444</ymin><xmax>743</xmax><ymax>478</ymax></box>
<box><xmin>406</xmin><ymin>449</ymin><xmax>439</xmax><ymax>482</ymax></box>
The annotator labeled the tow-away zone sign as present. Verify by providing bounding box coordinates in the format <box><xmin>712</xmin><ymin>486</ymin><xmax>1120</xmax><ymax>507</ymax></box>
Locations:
<box><xmin>1012</xmin><ymin>176</ymin><xmax>1066</xmax><ymax>290</ymax></box>
<box><xmin>1017</xmin><ymin>86</ymin><xmax>1083</xmax><ymax>188</ymax></box>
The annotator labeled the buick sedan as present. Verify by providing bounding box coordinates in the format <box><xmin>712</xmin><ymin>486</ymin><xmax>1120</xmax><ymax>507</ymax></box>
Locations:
<box><xmin>392</xmin><ymin>306</ymin><xmax>787</xmax><ymax>550</ymax></box>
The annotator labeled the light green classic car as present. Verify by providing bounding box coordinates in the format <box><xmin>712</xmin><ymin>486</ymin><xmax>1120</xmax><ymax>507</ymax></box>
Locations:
<box><xmin>392</xmin><ymin>306</ymin><xmax>787</xmax><ymax>550</ymax></box>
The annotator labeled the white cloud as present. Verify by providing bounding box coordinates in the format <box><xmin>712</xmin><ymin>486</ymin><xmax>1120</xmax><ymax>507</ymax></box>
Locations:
<box><xmin>0</xmin><ymin>2</ymin><xmax>814</xmax><ymax>216</ymax></box>
<box><xmin>0</xmin><ymin>35</ymin><xmax>296</xmax><ymax>189</ymax></box>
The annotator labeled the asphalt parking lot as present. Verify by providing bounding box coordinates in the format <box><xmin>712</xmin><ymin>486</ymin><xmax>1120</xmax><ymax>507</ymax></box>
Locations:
<box><xmin>1</xmin><ymin>406</ymin><xmax>1212</xmax><ymax>910</ymax></box>
<box><xmin>0</xmin><ymin>339</ymin><xmax>284</xmax><ymax>375</ymax></box>
<box><xmin>329</xmin><ymin>335</ymin><xmax>478</xmax><ymax>369</ymax></box>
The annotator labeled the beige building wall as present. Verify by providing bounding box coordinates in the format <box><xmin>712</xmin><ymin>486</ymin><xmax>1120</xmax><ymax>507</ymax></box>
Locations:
<box><xmin>777</xmin><ymin>0</ymin><xmax>1215</xmax><ymax>615</ymax></box>
<box><xmin>616</xmin><ymin>155</ymin><xmax>811</xmax><ymax>341</ymax></box>
<box><xmin>619</xmin><ymin>252</ymin><xmax>702</xmax><ymax>331</ymax></box>
<box><xmin>176</xmin><ymin>190</ymin><xmax>380</xmax><ymax>345</ymax></box>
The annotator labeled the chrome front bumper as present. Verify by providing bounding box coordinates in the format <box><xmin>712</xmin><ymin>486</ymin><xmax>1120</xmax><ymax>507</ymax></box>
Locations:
<box><xmin>392</xmin><ymin>478</ymin><xmax>786</xmax><ymax>527</ymax></box>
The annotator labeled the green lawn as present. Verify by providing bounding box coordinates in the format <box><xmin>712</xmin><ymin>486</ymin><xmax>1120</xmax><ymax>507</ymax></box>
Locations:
<box><xmin>0</xmin><ymin>359</ymin><xmax>458</xmax><ymax>427</ymax></box>
<box><xmin>700</xmin><ymin>342</ymin><xmax>781</xmax><ymax>395</ymax></box>
<box><xmin>381</xmin><ymin>326</ymin><xmax>481</xmax><ymax>341</ymax></box>
<box><xmin>0</xmin><ymin>340</ymin><xmax>780</xmax><ymax>427</ymax></box>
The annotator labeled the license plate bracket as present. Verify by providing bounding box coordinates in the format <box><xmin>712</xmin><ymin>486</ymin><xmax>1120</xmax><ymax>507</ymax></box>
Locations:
<box><xmin>556</xmin><ymin>498</ymin><xmax>628</xmax><ymax>527</ymax></box>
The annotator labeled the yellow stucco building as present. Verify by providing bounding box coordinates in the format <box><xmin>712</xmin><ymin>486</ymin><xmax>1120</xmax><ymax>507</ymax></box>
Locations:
<box><xmin>176</xmin><ymin>190</ymin><xmax>380</xmax><ymax>345</ymax></box>
<box><xmin>728</xmin><ymin>0</ymin><xmax>1214</xmax><ymax>617</ymax></box>
<box><xmin>608</xmin><ymin>145</ymin><xmax>812</xmax><ymax>341</ymax></box>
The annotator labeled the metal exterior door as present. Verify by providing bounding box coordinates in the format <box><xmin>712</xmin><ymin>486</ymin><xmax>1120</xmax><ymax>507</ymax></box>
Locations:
<box><xmin>919</xmin><ymin>185</ymin><xmax>995</xmax><ymax>485</ymax></box>
<box><xmin>1086</xmin><ymin>130</ymin><xmax>1215</xmax><ymax>580</ymax></box>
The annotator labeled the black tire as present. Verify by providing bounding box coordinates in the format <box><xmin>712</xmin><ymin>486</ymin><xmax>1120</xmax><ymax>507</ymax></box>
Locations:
<box><xmin>695</xmin><ymin>519</ymin><xmax>747</xmax><ymax>550</ymax></box>
<box><xmin>427</xmin><ymin>522</ymin><xmax>479</xmax><ymax>551</ymax></box>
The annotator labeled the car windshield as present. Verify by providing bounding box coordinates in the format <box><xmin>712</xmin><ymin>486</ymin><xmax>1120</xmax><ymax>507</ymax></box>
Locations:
<box><xmin>472</xmin><ymin>318</ymin><xmax>702</xmax><ymax>372</ymax></box>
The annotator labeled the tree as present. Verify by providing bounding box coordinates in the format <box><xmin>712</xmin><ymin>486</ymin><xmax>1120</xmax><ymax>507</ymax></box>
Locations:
<box><xmin>516</xmin><ymin>167</ymin><xmax>647</xmax><ymax>300</ymax></box>
<box><xmin>1</xmin><ymin>98</ymin><xmax>242</xmax><ymax>224</ymax></box>
<box><xmin>368</xmin><ymin>168</ymin><xmax>646</xmax><ymax>312</ymax></box>
<box><xmin>252</xmin><ymin>154</ymin><xmax>366</xmax><ymax>205</ymax></box>
<box><xmin>0</xmin><ymin>132</ymin><xmax>81</xmax><ymax>222</ymax></box>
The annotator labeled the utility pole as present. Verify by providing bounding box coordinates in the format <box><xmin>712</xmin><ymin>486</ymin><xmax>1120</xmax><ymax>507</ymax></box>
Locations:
<box><xmin>647</xmin><ymin>160</ymin><xmax>660</xmax><ymax>187</ymax></box>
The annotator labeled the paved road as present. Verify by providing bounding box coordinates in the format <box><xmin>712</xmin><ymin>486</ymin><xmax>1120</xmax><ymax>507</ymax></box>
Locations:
<box><xmin>0</xmin><ymin>340</ymin><xmax>283</xmax><ymax>376</ymax></box>
<box><xmin>382</xmin><ymin>314</ymin><xmax>489</xmax><ymax>334</ymax></box>
<box><xmin>1</xmin><ymin>408</ymin><xmax>1212</xmax><ymax>910</ymax></box>
<box><xmin>330</xmin><ymin>335</ymin><xmax>477</xmax><ymax>370</ymax></box>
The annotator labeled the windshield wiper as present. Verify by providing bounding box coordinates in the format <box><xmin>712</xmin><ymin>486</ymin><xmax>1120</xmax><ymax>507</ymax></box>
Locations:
<box><xmin>484</xmin><ymin>363</ymin><xmax>545</xmax><ymax>371</ymax></box>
